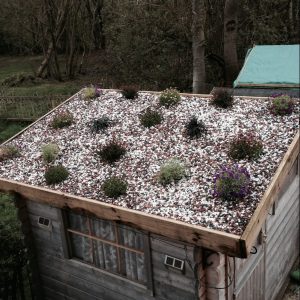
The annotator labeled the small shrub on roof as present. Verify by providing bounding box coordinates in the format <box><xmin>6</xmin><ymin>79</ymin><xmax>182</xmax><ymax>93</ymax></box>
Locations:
<box><xmin>159</xmin><ymin>158</ymin><xmax>186</xmax><ymax>185</ymax></box>
<box><xmin>0</xmin><ymin>145</ymin><xmax>20</xmax><ymax>162</ymax></box>
<box><xmin>91</xmin><ymin>116</ymin><xmax>111</xmax><ymax>133</ymax></box>
<box><xmin>97</xmin><ymin>141</ymin><xmax>126</xmax><ymax>164</ymax></box>
<box><xmin>211</xmin><ymin>88</ymin><xmax>233</xmax><ymax>108</ymax></box>
<box><xmin>269</xmin><ymin>94</ymin><xmax>294</xmax><ymax>116</ymax></box>
<box><xmin>159</xmin><ymin>88</ymin><xmax>181</xmax><ymax>108</ymax></box>
<box><xmin>50</xmin><ymin>110</ymin><xmax>74</xmax><ymax>129</ymax></box>
<box><xmin>102</xmin><ymin>176</ymin><xmax>127</xmax><ymax>198</ymax></box>
<box><xmin>140</xmin><ymin>108</ymin><xmax>162</xmax><ymax>128</ymax></box>
<box><xmin>228</xmin><ymin>132</ymin><xmax>263</xmax><ymax>160</ymax></box>
<box><xmin>213</xmin><ymin>165</ymin><xmax>250</xmax><ymax>201</ymax></box>
<box><xmin>41</xmin><ymin>143</ymin><xmax>60</xmax><ymax>163</ymax></box>
<box><xmin>185</xmin><ymin>116</ymin><xmax>207</xmax><ymax>139</ymax></box>
<box><xmin>45</xmin><ymin>165</ymin><xmax>69</xmax><ymax>185</ymax></box>
<box><xmin>83</xmin><ymin>86</ymin><xmax>102</xmax><ymax>100</ymax></box>
<box><xmin>120</xmin><ymin>85</ymin><xmax>138</xmax><ymax>99</ymax></box>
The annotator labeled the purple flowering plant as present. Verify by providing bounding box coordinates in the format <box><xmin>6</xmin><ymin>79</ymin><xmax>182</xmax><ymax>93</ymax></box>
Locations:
<box><xmin>269</xmin><ymin>94</ymin><xmax>294</xmax><ymax>116</ymax></box>
<box><xmin>213</xmin><ymin>165</ymin><xmax>250</xmax><ymax>201</ymax></box>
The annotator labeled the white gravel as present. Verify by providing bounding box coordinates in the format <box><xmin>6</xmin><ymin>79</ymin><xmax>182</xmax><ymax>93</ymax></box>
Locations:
<box><xmin>1</xmin><ymin>90</ymin><xmax>299</xmax><ymax>235</ymax></box>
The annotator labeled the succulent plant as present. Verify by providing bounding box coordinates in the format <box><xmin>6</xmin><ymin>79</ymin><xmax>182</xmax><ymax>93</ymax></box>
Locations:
<box><xmin>269</xmin><ymin>94</ymin><xmax>294</xmax><ymax>116</ymax></box>
<box><xmin>102</xmin><ymin>176</ymin><xmax>127</xmax><ymax>198</ymax></box>
<box><xmin>211</xmin><ymin>88</ymin><xmax>233</xmax><ymax>108</ymax></box>
<box><xmin>120</xmin><ymin>85</ymin><xmax>138</xmax><ymax>99</ymax></box>
<box><xmin>45</xmin><ymin>165</ymin><xmax>69</xmax><ymax>185</ymax></box>
<box><xmin>228</xmin><ymin>132</ymin><xmax>263</xmax><ymax>160</ymax></box>
<box><xmin>0</xmin><ymin>145</ymin><xmax>20</xmax><ymax>162</ymax></box>
<box><xmin>97</xmin><ymin>141</ymin><xmax>126</xmax><ymax>164</ymax></box>
<box><xmin>41</xmin><ymin>143</ymin><xmax>60</xmax><ymax>163</ymax></box>
<box><xmin>185</xmin><ymin>116</ymin><xmax>207</xmax><ymax>139</ymax></box>
<box><xmin>159</xmin><ymin>158</ymin><xmax>186</xmax><ymax>185</ymax></box>
<box><xmin>140</xmin><ymin>109</ymin><xmax>162</xmax><ymax>128</ymax></box>
<box><xmin>159</xmin><ymin>88</ymin><xmax>181</xmax><ymax>108</ymax></box>
<box><xmin>50</xmin><ymin>110</ymin><xmax>74</xmax><ymax>129</ymax></box>
<box><xmin>91</xmin><ymin>116</ymin><xmax>111</xmax><ymax>133</ymax></box>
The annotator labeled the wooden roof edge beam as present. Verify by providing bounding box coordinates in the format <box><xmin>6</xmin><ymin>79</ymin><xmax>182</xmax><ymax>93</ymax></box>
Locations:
<box><xmin>0</xmin><ymin>177</ymin><xmax>245</xmax><ymax>258</ymax></box>
<box><xmin>241</xmin><ymin>131</ymin><xmax>299</xmax><ymax>255</ymax></box>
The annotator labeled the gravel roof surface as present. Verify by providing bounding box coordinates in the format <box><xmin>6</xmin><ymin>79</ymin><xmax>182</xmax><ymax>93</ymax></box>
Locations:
<box><xmin>1</xmin><ymin>90</ymin><xmax>299</xmax><ymax>235</ymax></box>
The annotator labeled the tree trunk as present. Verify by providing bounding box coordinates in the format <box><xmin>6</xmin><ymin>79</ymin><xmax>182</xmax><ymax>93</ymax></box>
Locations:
<box><xmin>223</xmin><ymin>0</ymin><xmax>239</xmax><ymax>87</ymax></box>
<box><xmin>192</xmin><ymin>0</ymin><xmax>206</xmax><ymax>94</ymax></box>
<box><xmin>36</xmin><ymin>41</ymin><xmax>53</xmax><ymax>77</ymax></box>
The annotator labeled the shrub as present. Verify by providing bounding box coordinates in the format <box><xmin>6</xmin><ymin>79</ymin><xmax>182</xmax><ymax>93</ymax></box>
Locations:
<box><xmin>185</xmin><ymin>116</ymin><xmax>207</xmax><ymax>139</ymax></box>
<box><xmin>41</xmin><ymin>143</ymin><xmax>60</xmax><ymax>163</ymax></box>
<box><xmin>102</xmin><ymin>176</ymin><xmax>127</xmax><ymax>198</ymax></box>
<box><xmin>44</xmin><ymin>165</ymin><xmax>69</xmax><ymax>185</ymax></box>
<box><xmin>228</xmin><ymin>132</ymin><xmax>263</xmax><ymax>160</ymax></box>
<box><xmin>120</xmin><ymin>85</ymin><xmax>138</xmax><ymax>99</ymax></box>
<box><xmin>269</xmin><ymin>94</ymin><xmax>294</xmax><ymax>115</ymax></box>
<box><xmin>211</xmin><ymin>88</ymin><xmax>233</xmax><ymax>108</ymax></box>
<box><xmin>97</xmin><ymin>141</ymin><xmax>126</xmax><ymax>164</ymax></box>
<box><xmin>213</xmin><ymin>165</ymin><xmax>250</xmax><ymax>201</ymax></box>
<box><xmin>140</xmin><ymin>109</ymin><xmax>162</xmax><ymax>128</ymax></box>
<box><xmin>0</xmin><ymin>145</ymin><xmax>20</xmax><ymax>162</ymax></box>
<box><xmin>91</xmin><ymin>116</ymin><xmax>111</xmax><ymax>133</ymax></box>
<box><xmin>159</xmin><ymin>158</ymin><xmax>186</xmax><ymax>185</ymax></box>
<box><xmin>159</xmin><ymin>88</ymin><xmax>181</xmax><ymax>108</ymax></box>
<box><xmin>83</xmin><ymin>87</ymin><xmax>97</xmax><ymax>100</ymax></box>
<box><xmin>50</xmin><ymin>110</ymin><xmax>74</xmax><ymax>129</ymax></box>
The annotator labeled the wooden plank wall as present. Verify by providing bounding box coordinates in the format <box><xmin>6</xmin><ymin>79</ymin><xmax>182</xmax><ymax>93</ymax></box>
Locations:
<box><xmin>264</xmin><ymin>175</ymin><xmax>299</xmax><ymax>300</ymax></box>
<box><xmin>25</xmin><ymin>201</ymin><xmax>200</xmax><ymax>300</ymax></box>
<box><xmin>232</xmin><ymin>157</ymin><xmax>299</xmax><ymax>300</ymax></box>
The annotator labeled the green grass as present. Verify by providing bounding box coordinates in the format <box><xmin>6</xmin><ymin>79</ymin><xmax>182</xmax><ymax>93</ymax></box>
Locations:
<box><xmin>0</xmin><ymin>55</ymin><xmax>81</xmax><ymax>96</ymax></box>
<box><xmin>0</xmin><ymin>121</ymin><xmax>28</xmax><ymax>143</ymax></box>
<box><xmin>0</xmin><ymin>56</ymin><xmax>41</xmax><ymax>81</ymax></box>
<box><xmin>4</xmin><ymin>82</ymin><xmax>79</xmax><ymax>96</ymax></box>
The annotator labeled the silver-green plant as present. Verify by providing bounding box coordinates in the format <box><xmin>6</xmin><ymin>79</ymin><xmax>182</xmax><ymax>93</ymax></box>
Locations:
<box><xmin>41</xmin><ymin>143</ymin><xmax>60</xmax><ymax>163</ymax></box>
<box><xmin>83</xmin><ymin>87</ymin><xmax>96</xmax><ymax>100</ymax></box>
<box><xmin>158</xmin><ymin>158</ymin><xmax>186</xmax><ymax>185</ymax></box>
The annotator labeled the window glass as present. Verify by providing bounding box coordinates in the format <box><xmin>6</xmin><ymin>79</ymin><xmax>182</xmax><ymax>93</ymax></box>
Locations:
<box><xmin>66</xmin><ymin>211</ymin><xmax>147</xmax><ymax>285</ymax></box>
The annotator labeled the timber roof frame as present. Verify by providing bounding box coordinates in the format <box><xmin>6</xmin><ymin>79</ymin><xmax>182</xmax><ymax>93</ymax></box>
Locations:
<box><xmin>0</xmin><ymin>90</ymin><xmax>299</xmax><ymax>258</ymax></box>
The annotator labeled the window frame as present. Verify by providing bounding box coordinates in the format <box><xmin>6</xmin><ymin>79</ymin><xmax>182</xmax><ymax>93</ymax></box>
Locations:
<box><xmin>60</xmin><ymin>209</ymin><xmax>153</xmax><ymax>292</ymax></box>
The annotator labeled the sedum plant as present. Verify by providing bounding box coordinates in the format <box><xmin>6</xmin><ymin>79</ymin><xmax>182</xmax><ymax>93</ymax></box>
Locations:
<box><xmin>228</xmin><ymin>132</ymin><xmax>263</xmax><ymax>160</ymax></box>
<box><xmin>50</xmin><ymin>110</ymin><xmax>74</xmax><ymax>129</ymax></box>
<box><xmin>41</xmin><ymin>143</ymin><xmax>60</xmax><ymax>163</ymax></box>
<box><xmin>269</xmin><ymin>94</ymin><xmax>294</xmax><ymax>116</ymax></box>
<box><xmin>213</xmin><ymin>165</ymin><xmax>250</xmax><ymax>201</ymax></box>
<box><xmin>102</xmin><ymin>176</ymin><xmax>127</xmax><ymax>198</ymax></box>
<box><xmin>120</xmin><ymin>85</ymin><xmax>138</xmax><ymax>99</ymax></box>
<box><xmin>140</xmin><ymin>109</ymin><xmax>162</xmax><ymax>128</ymax></box>
<box><xmin>0</xmin><ymin>145</ymin><xmax>20</xmax><ymax>162</ymax></box>
<box><xmin>159</xmin><ymin>88</ymin><xmax>181</xmax><ymax>108</ymax></box>
<box><xmin>97</xmin><ymin>141</ymin><xmax>126</xmax><ymax>164</ymax></box>
<box><xmin>159</xmin><ymin>158</ymin><xmax>186</xmax><ymax>185</ymax></box>
<box><xmin>91</xmin><ymin>116</ymin><xmax>111</xmax><ymax>133</ymax></box>
<box><xmin>185</xmin><ymin>116</ymin><xmax>207</xmax><ymax>139</ymax></box>
<box><xmin>45</xmin><ymin>165</ymin><xmax>69</xmax><ymax>185</ymax></box>
<box><xmin>211</xmin><ymin>88</ymin><xmax>233</xmax><ymax>108</ymax></box>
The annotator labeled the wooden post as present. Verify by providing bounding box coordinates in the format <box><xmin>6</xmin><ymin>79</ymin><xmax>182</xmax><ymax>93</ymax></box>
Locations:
<box><xmin>13</xmin><ymin>193</ymin><xmax>44</xmax><ymax>300</ymax></box>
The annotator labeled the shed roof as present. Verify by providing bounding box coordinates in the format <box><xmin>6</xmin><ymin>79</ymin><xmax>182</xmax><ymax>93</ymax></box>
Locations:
<box><xmin>0</xmin><ymin>90</ymin><xmax>299</xmax><ymax>257</ymax></box>
<box><xmin>234</xmin><ymin>44</ymin><xmax>300</xmax><ymax>88</ymax></box>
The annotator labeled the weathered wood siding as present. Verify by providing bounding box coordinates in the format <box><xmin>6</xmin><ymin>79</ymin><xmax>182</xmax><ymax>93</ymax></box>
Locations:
<box><xmin>25</xmin><ymin>201</ymin><xmax>200</xmax><ymax>300</ymax></box>
<box><xmin>232</xmin><ymin>157</ymin><xmax>299</xmax><ymax>300</ymax></box>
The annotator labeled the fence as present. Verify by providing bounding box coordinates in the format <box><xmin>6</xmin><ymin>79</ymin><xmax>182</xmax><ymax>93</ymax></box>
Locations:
<box><xmin>0</xmin><ymin>95</ymin><xmax>67</xmax><ymax>121</ymax></box>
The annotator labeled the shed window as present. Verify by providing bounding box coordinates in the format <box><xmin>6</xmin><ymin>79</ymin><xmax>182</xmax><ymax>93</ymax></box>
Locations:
<box><xmin>65</xmin><ymin>210</ymin><xmax>149</xmax><ymax>285</ymax></box>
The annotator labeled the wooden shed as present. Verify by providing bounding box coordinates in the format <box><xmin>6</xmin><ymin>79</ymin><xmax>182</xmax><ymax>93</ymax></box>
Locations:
<box><xmin>0</xmin><ymin>89</ymin><xmax>299</xmax><ymax>300</ymax></box>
